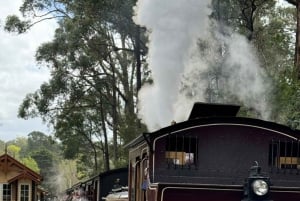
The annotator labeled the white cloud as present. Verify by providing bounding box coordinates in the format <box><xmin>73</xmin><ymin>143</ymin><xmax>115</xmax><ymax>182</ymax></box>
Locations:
<box><xmin>0</xmin><ymin>0</ymin><xmax>57</xmax><ymax>142</ymax></box>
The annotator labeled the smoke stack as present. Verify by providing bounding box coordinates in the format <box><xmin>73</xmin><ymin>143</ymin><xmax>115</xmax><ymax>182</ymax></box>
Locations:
<box><xmin>188</xmin><ymin>102</ymin><xmax>240</xmax><ymax>120</ymax></box>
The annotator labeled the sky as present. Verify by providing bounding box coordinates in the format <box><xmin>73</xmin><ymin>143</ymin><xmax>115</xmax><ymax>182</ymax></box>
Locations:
<box><xmin>0</xmin><ymin>1</ymin><xmax>57</xmax><ymax>142</ymax></box>
<box><xmin>0</xmin><ymin>1</ymin><xmax>291</xmax><ymax>142</ymax></box>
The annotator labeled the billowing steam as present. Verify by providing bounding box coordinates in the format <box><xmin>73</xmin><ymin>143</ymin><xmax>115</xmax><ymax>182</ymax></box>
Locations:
<box><xmin>133</xmin><ymin>0</ymin><xmax>211</xmax><ymax>130</ymax></box>
<box><xmin>133</xmin><ymin>0</ymin><xmax>272</xmax><ymax>131</ymax></box>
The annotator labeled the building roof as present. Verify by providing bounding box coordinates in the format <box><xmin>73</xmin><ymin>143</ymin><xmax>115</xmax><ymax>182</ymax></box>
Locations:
<box><xmin>0</xmin><ymin>153</ymin><xmax>42</xmax><ymax>183</ymax></box>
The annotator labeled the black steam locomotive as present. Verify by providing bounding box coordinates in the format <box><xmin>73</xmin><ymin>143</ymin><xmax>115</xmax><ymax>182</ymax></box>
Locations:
<box><xmin>126</xmin><ymin>102</ymin><xmax>300</xmax><ymax>201</ymax></box>
<box><xmin>64</xmin><ymin>102</ymin><xmax>300</xmax><ymax>201</ymax></box>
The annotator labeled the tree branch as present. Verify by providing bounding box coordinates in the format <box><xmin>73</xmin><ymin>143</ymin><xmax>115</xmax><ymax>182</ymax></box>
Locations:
<box><xmin>27</xmin><ymin>16</ymin><xmax>64</xmax><ymax>29</ymax></box>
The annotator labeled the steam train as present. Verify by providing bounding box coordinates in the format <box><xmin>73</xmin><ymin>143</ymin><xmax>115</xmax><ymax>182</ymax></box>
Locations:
<box><xmin>63</xmin><ymin>167</ymin><xmax>128</xmax><ymax>201</ymax></box>
<box><xmin>65</xmin><ymin>102</ymin><xmax>300</xmax><ymax>201</ymax></box>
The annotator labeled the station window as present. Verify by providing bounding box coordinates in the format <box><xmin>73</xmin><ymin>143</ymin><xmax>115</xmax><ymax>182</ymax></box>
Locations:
<box><xmin>3</xmin><ymin>184</ymin><xmax>11</xmax><ymax>201</ymax></box>
<box><xmin>269</xmin><ymin>139</ymin><xmax>300</xmax><ymax>170</ymax></box>
<box><xmin>20</xmin><ymin>184</ymin><xmax>30</xmax><ymax>201</ymax></box>
<box><xmin>165</xmin><ymin>135</ymin><xmax>198</xmax><ymax>168</ymax></box>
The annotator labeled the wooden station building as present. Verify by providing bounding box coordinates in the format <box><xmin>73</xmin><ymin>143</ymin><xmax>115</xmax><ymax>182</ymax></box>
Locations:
<box><xmin>0</xmin><ymin>152</ymin><xmax>44</xmax><ymax>201</ymax></box>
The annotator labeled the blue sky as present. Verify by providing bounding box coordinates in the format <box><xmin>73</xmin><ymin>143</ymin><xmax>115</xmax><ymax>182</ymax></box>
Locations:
<box><xmin>0</xmin><ymin>1</ymin><xmax>57</xmax><ymax>142</ymax></box>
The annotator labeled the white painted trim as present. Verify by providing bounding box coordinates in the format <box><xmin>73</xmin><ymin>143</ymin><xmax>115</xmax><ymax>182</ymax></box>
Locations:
<box><xmin>154</xmin><ymin>123</ymin><xmax>298</xmax><ymax>151</ymax></box>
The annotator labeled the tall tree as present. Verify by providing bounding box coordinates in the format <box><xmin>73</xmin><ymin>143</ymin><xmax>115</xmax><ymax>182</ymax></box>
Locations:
<box><xmin>212</xmin><ymin>0</ymin><xmax>299</xmax><ymax>126</ymax></box>
<box><xmin>204</xmin><ymin>0</ymin><xmax>276</xmax><ymax>104</ymax></box>
<box><xmin>285</xmin><ymin>0</ymin><xmax>300</xmax><ymax>79</ymax></box>
<box><xmin>5</xmin><ymin>0</ymin><xmax>148</xmax><ymax>172</ymax></box>
<box><xmin>27</xmin><ymin>132</ymin><xmax>62</xmax><ymax>194</ymax></box>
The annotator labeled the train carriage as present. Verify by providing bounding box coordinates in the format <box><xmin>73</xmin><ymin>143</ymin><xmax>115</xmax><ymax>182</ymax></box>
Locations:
<box><xmin>127</xmin><ymin>102</ymin><xmax>300</xmax><ymax>201</ymax></box>
<box><xmin>64</xmin><ymin>167</ymin><xmax>128</xmax><ymax>201</ymax></box>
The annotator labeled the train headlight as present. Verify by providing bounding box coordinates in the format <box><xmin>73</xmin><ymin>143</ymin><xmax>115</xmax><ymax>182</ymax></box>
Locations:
<box><xmin>241</xmin><ymin>162</ymin><xmax>273</xmax><ymax>201</ymax></box>
<box><xmin>252</xmin><ymin>179</ymin><xmax>269</xmax><ymax>196</ymax></box>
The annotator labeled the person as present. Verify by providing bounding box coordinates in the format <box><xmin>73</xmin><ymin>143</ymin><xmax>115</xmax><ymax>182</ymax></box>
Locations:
<box><xmin>142</xmin><ymin>167</ymin><xmax>150</xmax><ymax>201</ymax></box>
<box><xmin>141</xmin><ymin>168</ymin><xmax>149</xmax><ymax>190</ymax></box>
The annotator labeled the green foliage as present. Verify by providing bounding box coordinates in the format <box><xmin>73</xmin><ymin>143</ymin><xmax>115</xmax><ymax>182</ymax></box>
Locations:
<box><xmin>31</xmin><ymin>149</ymin><xmax>58</xmax><ymax>193</ymax></box>
<box><xmin>0</xmin><ymin>140</ymin><xmax>6</xmax><ymax>155</ymax></box>
<box><xmin>4</xmin><ymin>15</ymin><xmax>29</xmax><ymax>33</ymax></box>
<box><xmin>253</xmin><ymin>4</ymin><xmax>299</xmax><ymax>125</ymax></box>
<box><xmin>21</xmin><ymin>156</ymin><xmax>40</xmax><ymax>173</ymax></box>
<box><xmin>20</xmin><ymin>0</ymin><xmax>51</xmax><ymax>14</ymax></box>
<box><xmin>273</xmin><ymin>77</ymin><xmax>300</xmax><ymax>129</ymax></box>
<box><xmin>58</xmin><ymin>159</ymin><xmax>79</xmax><ymax>190</ymax></box>
<box><xmin>76</xmin><ymin>154</ymin><xmax>94</xmax><ymax>179</ymax></box>
<box><xmin>7</xmin><ymin>144</ymin><xmax>21</xmax><ymax>158</ymax></box>
<box><xmin>207</xmin><ymin>0</ymin><xmax>298</xmax><ymax>121</ymax></box>
<box><xmin>28</xmin><ymin>131</ymin><xmax>59</xmax><ymax>152</ymax></box>
<box><xmin>12</xmin><ymin>0</ymin><xmax>147</xmax><ymax>174</ymax></box>
<box><xmin>254</xmin><ymin>6</ymin><xmax>295</xmax><ymax>77</ymax></box>
<box><xmin>118</xmin><ymin>114</ymin><xmax>147</xmax><ymax>149</ymax></box>
<box><xmin>24</xmin><ymin>132</ymin><xmax>63</xmax><ymax>195</ymax></box>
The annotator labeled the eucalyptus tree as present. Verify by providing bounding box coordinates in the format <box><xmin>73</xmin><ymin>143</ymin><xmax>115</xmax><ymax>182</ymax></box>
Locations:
<box><xmin>203</xmin><ymin>0</ymin><xmax>276</xmax><ymax>104</ymax></box>
<box><xmin>27</xmin><ymin>131</ymin><xmax>62</xmax><ymax>194</ymax></box>
<box><xmin>285</xmin><ymin>0</ymin><xmax>300</xmax><ymax>79</ymax></box>
<box><xmin>248</xmin><ymin>4</ymin><xmax>299</xmax><ymax>127</ymax></box>
<box><xmin>211</xmin><ymin>0</ymin><xmax>298</xmax><ymax>126</ymax></box>
<box><xmin>253</xmin><ymin>6</ymin><xmax>295</xmax><ymax>77</ymax></box>
<box><xmin>211</xmin><ymin>0</ymin><xmax>276</xmax><ymax>39</ymax></box>
<box><xmin>5</xmin><ymin>0</ymin><xmax>148</xmax><ymax>172</ymax></box>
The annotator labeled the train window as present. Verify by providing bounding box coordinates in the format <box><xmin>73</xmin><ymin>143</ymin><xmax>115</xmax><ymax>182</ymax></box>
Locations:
<box><xmin>269</xmin><ymin>139</ymin><xmax>300</xmax><ymax>170</ymax></box>
<box><xmin>165</xmin><ymin>135</ymin><xmax>198</xmax><ymax>168</ymax></box>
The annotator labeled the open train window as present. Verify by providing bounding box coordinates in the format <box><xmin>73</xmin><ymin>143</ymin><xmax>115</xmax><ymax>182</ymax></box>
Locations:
<box><xmin>165</xmin><ymin>135</ymin><xmax>198</xmax><ymax>168</ymax></box>
<box><xmin>269</xmin><ymin>139</ymin><xmax>300</xmax><ymax>170</ymax></box>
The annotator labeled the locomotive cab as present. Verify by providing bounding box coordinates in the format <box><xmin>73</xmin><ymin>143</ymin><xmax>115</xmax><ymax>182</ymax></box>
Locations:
<box><xmin>127</xmin><ymin>102</ymin><xmax>300</xmax><ymax>201</ymax></box>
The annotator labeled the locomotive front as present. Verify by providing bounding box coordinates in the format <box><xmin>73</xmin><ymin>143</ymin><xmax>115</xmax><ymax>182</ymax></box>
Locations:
<box><xmin>127</xmin><ymin>102</ymin><xmax>300</xmax><ymax>201</ymax></box>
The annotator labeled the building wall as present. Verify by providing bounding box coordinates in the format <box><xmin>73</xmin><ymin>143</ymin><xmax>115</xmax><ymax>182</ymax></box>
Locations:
<box><xmin>0</xmin><ymin>154</ymin><xmax>42</xmax><ymax>201</ymax></box>
<box><xmin>0</xmin><ymin>180</ymin><xmax>32</xmax><ymax>201</ymax></box>
<box><xmin>0</xmin><ymin>170</ymin><xmax>20</xmax><ymax>183</ymax></box>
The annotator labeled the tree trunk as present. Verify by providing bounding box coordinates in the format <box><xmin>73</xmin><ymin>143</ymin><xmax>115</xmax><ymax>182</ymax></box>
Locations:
<box><xmin>285</xmin><ymin>0</ymin><xmax>300</xmax><ymax>79</ymax></box>
<box><xmin>100</xmin><ymin>92</ymin><xmax>110</xmax><ymax>171</ymax></box>
<box><xmin>112</xmin><ymin>63</ymin><xmax>118</xmax><ymax>163</ymax></box>
<box><xmin>135</xmin><ymin>26</ymin><xmax>142</xmax><ymax>93</ymax></box>
<box><xmin>295</xmin><ymin>1</ymin><xmax>300</xmax><ymax>79</ymax></box>
<box><xmin>92</xmin><ymin>143</ymin><xmax>99</xmax><ymax>172</ymax></box>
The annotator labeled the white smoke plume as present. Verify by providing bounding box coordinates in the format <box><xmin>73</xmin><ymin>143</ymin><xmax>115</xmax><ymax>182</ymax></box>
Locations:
<box><xmin>176</xmin><ymin>28</ymin><xmax>272</xmax><ymax>121</ymax></box>
<box><xmin>133</xmin><ymin>1</ymin><xmax>273</xmax><ymax>131</ymax></box>
<box><xmin>133</xmin><ymin>0</ymin><xmax>212</xmax><ymax>131</ymax></box>
<box><xmin>222</xmin><ymin>33</ymin><xmax>272</xmax><ymax>119</ymax></box>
